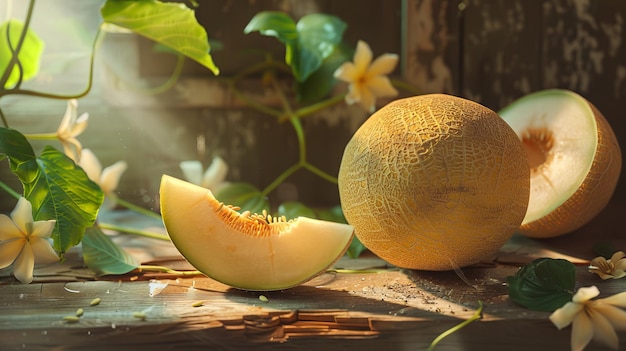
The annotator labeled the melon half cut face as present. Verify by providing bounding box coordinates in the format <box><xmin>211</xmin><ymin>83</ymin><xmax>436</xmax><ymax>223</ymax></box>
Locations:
<box><xmin>499</xmin><ymin>89</ymin><xmax>622</xmax><ymax>238</ymax></box>
<box><xmin>159</xmin><ymin>175</ymin><xmax>354</xmax><ymax>291</ymax></box>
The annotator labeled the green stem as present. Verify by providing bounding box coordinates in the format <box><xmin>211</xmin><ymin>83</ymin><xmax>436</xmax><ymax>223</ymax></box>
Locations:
<box><xmin>99</xmin><ymin>222</ymin><xmax>169</xmax><ymax>241</ymax></box>
<box><xmin>137</xmin><ymin>265</ymin><xmax>202</xmax><ymax>276</ymax></box>
<box><xmin>227</xmin><ymin>58</ymin><xmax>287</xmax><ymax>119</ymax></box>
<box><xmin>114</xmin><ymin>197</ymin><xmax>162</xmax><ymax>221</ymax></box>
<box><xmin>24</xmin><ymin>132</ymin><xmax>57</xmax><ymax>140</ymax></box>
<box><xmin>0</xmin><ymin>0</ymin><xmax>35</xmax><ymax>89</ymax></box>
<box><xmin>260</xmin><ymin>163</ymin><xmax>302</xmax><ymax>197</ymax></box>
<box><xmin>111</xmin><ymin>53</ymin><xmax>186</xmax><ymax>95</ymax></box>
<box><xmin>0</xmin><ymin>107</ymin><xmax>8</xmax><ymax>128</ymax></box>
<box><xmin>0</xmin><ymin>180</ymin><xmax>20</xmax><ymax>199</ymax></box>
<box><xmin>289</xmin><ymin>117</ymin><xmax>306</xmax><ymax>162</ymax></box>
<box><xmin>229</xmin><ymin>80</ymin><xmax>283</xmax><ymax>118</ymax></box>
<box><xmin>427</xmin><ymin>301</ymin><xmax>483</xmax><ymax>351</ymax></box>
<box><xmin>302</xmin><ymin>163</ymin><xmax>338</xmax><ymax>184</ymax></box>
<box><xmin>0</xmin><ymin>23</ymin><xmax>105</xmax><ymax>100</ymax></box>
<box><xmin>284</xmin><ymin>93</ymin><xmax>347</xmax><ymax>122</ymax></box>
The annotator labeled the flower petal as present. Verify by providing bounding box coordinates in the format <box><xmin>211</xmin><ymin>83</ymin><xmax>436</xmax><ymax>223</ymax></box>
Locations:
<box><xmin>333</xmin><ymin>62</ymin><xmax>358</xmax><ymax>82</ymax></box>
<box><xmin>56</xmin><ymin>99</ymin><xmax>78</xmax><ymax>136</ymax></box>
<box><xmin>614</xmin><ymin>258</ymin><xmax>626</xmax><ymax>274</ymax></box>
<box><xmin>201</xmin><ymin>157</ymin><xmax>228</xmax><ymax>190</ymax></box>
<box><xmin>12</xmin><ymin>242</ymin><xmax>34</xmax><ymax>283</ymax></box>
<box><xmin>180</xmin><ymin>160</ymin><xmax>203</xmax><ymax>186</ymax></box>
<box><xmin>588</xmin><ymin>307</ymin><xmax>619</xmax><ymax>349</ymax></box>
<box><xmin>30</xmin><ymin>237</ymin><xmax>60</xmax><ymax>265</ymax></box>
<box><xmin>366</xmin><ymin>75</ymin><xmax>399</xmax><ymax>98</ymax></box>
<box><xmin>0</xmin><ymin>238</ymin><xmax>24</xmax><ymax>269</ymax></box>
<box><xmin>573</xmin><ymin>286</ymin><xmax>600</xmax><ymax>303</ymax></box>
<box><xmin>609</xmin><ymin>251</ymin><xmax>626</xmax><ymax>262</ymax></box>
<box><xmin>550</xmin><ymin>301</ymin><xmax>584</xmax><ymax>330</ymax></box>
<box><xmin>358</xmin><ymin>87</ymin><xmax>376</xmax><ymax>113</ymax></box>
<box><xmin>367</xmin><ymin>53</ymin><xmax>399</xmax><ymax>76</ymax></box>
<box><xmin>69</xmin><ymin>113</ymin><xmax>89</xmax><ymax>137</ymax></box>
<box><xmin>353</xmin><ymin>40</ymin><xmax>373</xmax><ymax>73</ymax></box>
<box><xmin>62</xmin><ymin>137</ymin><xmax>83</xmax><ymax>163</ymax></box>
<box><xmin>30</xmin><ymin>220</ymin><xmax>56</xmax><ymax>239</ymax></box>
<box><xmin>79</xmin><ymin>149</ymin><xmax>103</xmax><ymax>183</ymax></box>
<box><xmin>10</xmin><ymin>197</ymin><xmax>34</xmax><ymax>235</ymax></box>
<box><xmin>592</xmin><ymin>302</ymin><xmax>626</xmax><ymax>330</ymax></box>
<box><xmin>599</xmin><ymin>292</ymin><xmax>626</xmax><ymax>308</ymax></box>
<box><xmin>100</xmin><ymin>161</ymin><xmax>128</xmax><ymax>195</ymax></box>
<box><xmin>571</xmin><ymin>312</ymin><xmax>594</xmax><ymax>351</ymax></box>
<box><xmin>0</xmin><ymin>214</ymin><xmax>25</xmax><ymax>240</ymax></box>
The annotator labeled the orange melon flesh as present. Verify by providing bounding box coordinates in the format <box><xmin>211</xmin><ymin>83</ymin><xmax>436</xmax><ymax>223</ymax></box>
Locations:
<box><xmin>159</xmin><ymin>175</ymin><xmax>354</xmax><ymax>291</ymax></box>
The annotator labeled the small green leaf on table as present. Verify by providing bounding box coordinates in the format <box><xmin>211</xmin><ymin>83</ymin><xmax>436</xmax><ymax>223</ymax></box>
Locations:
<box><xmin>82</xmin><ymin>225</ymin><xmax>139</xmax><ymax>276</ymax></box>
<box><xmin>507</xmin><ymin>257</ymin><xmax>576</xmax><ymax>312</ymax></box>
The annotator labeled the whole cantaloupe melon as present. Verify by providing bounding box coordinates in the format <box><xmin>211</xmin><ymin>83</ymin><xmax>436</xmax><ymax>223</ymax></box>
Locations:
<box><xmin>338</xmin><ymin>94</ymin><xmax>530</xmax><ymax>271</ymax></box>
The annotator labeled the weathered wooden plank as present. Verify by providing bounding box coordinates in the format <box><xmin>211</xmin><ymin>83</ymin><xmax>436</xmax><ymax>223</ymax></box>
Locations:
<box><xmin>1</xmin><ymin>202</ymin><xmax>626</xmax><ymax>350</ymax></box>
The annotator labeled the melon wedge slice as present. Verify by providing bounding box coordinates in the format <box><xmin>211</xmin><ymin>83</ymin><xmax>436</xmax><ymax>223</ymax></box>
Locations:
<box><xmin>499</xmin><ymin>89</ymin><xmax>622</xmax><ymax>238</ymax></box>
<box><xmin>159</xmin><ymin>175</ymin><xmax>354</xmax><ymax>291</ymax></box>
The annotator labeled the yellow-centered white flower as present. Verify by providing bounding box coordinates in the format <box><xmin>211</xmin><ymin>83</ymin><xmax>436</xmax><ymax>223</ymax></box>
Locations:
<box><xmin>56</xmin><ymin>99</ymin><xmax>89</xmax><ymax>162</ymax></box>
<box><xmin>0</xmin><ymin>197</ymin><xmax>59</xmax><ymax>284</ymax></box>
<box><xmin>79</xmin><ymin>149</ymin><xmax>127</xmax><ymax>209</ymax></box>
<box><xmin>550</xmin><ymin>286</ymin><xmax>626</xmax><ymax>351</ymax></box>
<box><xmin>333</xmin><ymin>40</ymin><xmax>399</xmax><ymax>112</ymax></box>
<box><xmin>589</xmin><ymin>251</ymin><xmax>626</xmax><ymax>280</ymax></box>
<box><xmin>180</xmin><ymin>157</ymin><xmax>229</xmax><ymax>191</ymax></box>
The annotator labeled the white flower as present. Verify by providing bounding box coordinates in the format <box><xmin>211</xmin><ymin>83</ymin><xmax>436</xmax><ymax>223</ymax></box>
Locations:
<box><xmin>79</xmin><ymin>149</ymin><xmax>127</xmax><ymax>209</ymax></box>
<box><xmin>180</xmin><ymin>156</ymin><xmax>228</xmax><ymax>191</ymax></box>
<box><xmin>589</xmin><ymin>251</ymin><xmax>626</xmax><ymax>280</ymax></box>
<box><xmin>550</xmin><ymin>286</ymin><xmax>626</xmax><ymax>351</ymax></box>
<box><xmin>56</xmin><ymin>99</ymin><xmax>89</xmax><ymax>162</ymax></box>
<box><xmin>333</xmin><ymin>40</ymin><xmax>399</xmax><ymax>112</ymax></box>
<box><xmin>0</xmin><ymin>197</ymin><xmax>59</xmax><ymax>284</ymax></box>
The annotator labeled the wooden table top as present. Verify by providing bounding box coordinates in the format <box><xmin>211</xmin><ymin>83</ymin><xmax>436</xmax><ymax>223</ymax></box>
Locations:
<box><xmin>1</xmin><ymin>202</ymin><xmax>624</xmax><ymax>351</ymax></box>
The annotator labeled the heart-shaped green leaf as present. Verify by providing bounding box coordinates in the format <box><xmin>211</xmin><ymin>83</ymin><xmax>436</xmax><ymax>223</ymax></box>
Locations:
<box><xmin>101</xmin><ymin>0</ymin><xmax>219</xmax><ymax>75</ymax></box>
<box><xmin>0</xmin><ymin>19</ymin><xmax>44</xmax><ymax>88</ymax></box>
<box><xmin>82</xmin><ymin>225</ymin><xmax>139</xmax><ymax>276</ymax></box>
<box><xmin>507</xmin><ymin>258</ymin><xmax>576</xmax><ymax>312</ymax></box>
<box><xmin>244</xmin><ymin>12</ymin><xmax>346</xmax><ymax>82</ymax></box>
<box><xmin>0</xmin><ymin>128</ymin><xmax>103</xmax><ymax>256</ymax></box>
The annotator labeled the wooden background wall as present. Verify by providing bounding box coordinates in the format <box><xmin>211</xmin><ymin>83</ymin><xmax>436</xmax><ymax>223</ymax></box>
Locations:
<box><xmin>1</xmin><ymin>0</ymin><xmax>624</xmax><ymax>217</ymax></box>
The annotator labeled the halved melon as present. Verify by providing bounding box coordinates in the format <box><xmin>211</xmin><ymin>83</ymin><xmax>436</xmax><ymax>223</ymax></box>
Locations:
<box><xmin>159</xmin><ymin>175</ymin><xmax>354</xmax><ymax>291</ymax></box>
<box><xmin>499</xmin><ymin>89</ymin><xmax>622</xmax><ymax>238</ymax></box>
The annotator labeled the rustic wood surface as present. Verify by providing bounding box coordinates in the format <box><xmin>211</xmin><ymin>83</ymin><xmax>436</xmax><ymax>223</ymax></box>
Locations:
<box><xmin>1</xmin><ymin>203</ymin><xmax>625</xmax><ymax>351</ymax></box>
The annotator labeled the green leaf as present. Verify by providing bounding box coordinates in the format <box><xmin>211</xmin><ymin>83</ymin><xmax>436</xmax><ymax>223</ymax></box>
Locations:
<box><xmin>277</xmin><ymin>201</ymin><xmax>316</xmax><ymax>220</ymax></box>
<box><xmin>316</xmin><ymin>205</ymin><xmax>346</xmax><ymax>223</ymax></box>
<box><xmin>507</xmin><ymin>258</ymin><xmax>576</xmax><ymax>312</ymax></box>
<box><xmin>297</xmin><ymin>42</ymin><xmax>351</xmax><ymax>104</ymax></box>
<box><xmin>244</xmin><ymin>12</ymin><xmax>346</xmax><ymax>82</ymax></box>
<box><xmin>101</xmin><ymin>0</ymin><xmax>219</xmax><ymax>75</ymax></box>
<box><xmin>214</xmin><ymin>182</ymin><xmax>269</xmax><ymax>214</ymax></box>
<box><xmin>243</xmin><ymin>11</ymin><xmax>298</xmax><ymax>43</ymax></box>
<box><xmin>0</xmin><ymin>128</ymin><xmax>103</xmax><ymax>256</ymax></box>
<box><xmin>82</xmin><ymin>225</ymin><xmax>139</xmax><ymax>276</ymax></box>
<box><xmin>293</xmin><ymin>14</ymin><xmax>346</xmax><ymax>81</ymax></box>
<box><xmin>0</xmin><ymin>127</ymin><xmax>39</xmax><ymax>182</ymax></box>
<box><xmin>0</xmin><ymin>19</ymin><xmax>44</xmax><ymax>88</ymax></box>
<box><xmin>30</xmin><ymin>147</ymin><xmax>103</xmax><ymax>255</ymax></box>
